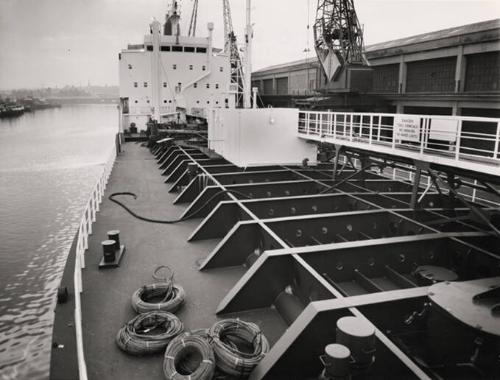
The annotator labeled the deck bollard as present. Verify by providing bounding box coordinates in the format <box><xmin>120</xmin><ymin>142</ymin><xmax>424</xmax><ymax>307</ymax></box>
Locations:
<box><xmin>107</xmin><ymin>230</ymin><xmax>121</xmax><ymax>251</ymax></box>
<box><xmin>102</xmin><ymin>240</ymin><xmax>116</xmax><ymax>263</ymax></box>
<box><xmin>319</xmin><ymin>343</ymin><xmax>351</xmax><ymax>380</ymax></box>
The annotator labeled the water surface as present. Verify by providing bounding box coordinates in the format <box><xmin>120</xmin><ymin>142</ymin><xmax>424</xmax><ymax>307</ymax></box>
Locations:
<box><xmin>0</xmin><ymin>104</ymin><xmax>118</xmax><ymax>380</ymax></box>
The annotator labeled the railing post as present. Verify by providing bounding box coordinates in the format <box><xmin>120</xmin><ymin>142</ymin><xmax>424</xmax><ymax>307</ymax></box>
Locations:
<box><xmin>377</xmin><ymin>115</ymin><xmax>381</xmax><ymax>141</ymax></box>
<box><xmin>455</xmin><ymin>119</ymin><xmax>463</xmax><ymax>161</ymax></box>
<box><xmin>472</xmin><ymin>179</ymin><xmax>478</xmax><ymax>202</ymax></box>
<box><xmin>333</xmin><ymin>113</ymin><xmax>337</xmax><ymax>138</ymax></box>
<box><xmin>369</xmin><ymin>115</ymin><xmax>373</xmax><ymax>144</ymax></box>
<box><xmin>349</xmin><ymin>114</ymin><xmax>353</xmax><ymax>142</ymax></box>
<box><xmin>494</xmin><ymin>121</ymin><xmax>500</xmax><ymax>159</ymax></box>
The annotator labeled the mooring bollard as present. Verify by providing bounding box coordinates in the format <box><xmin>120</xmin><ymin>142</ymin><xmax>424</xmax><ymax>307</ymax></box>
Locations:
<box><xmin>107</xmin><ymin>230</ymin><xmax>121</xmax><ymax>251</ymax></box>
<box><xmin>102</xmin><ymin>240</ymin><xmax>116</xmax><ymax>263</ymax></box>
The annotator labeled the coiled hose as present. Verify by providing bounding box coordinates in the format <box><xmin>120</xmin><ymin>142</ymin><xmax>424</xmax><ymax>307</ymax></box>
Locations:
<box><xmin>108</xmin><ymin>189</ymin><xmax>251</xmax><ymax>224</ymax></box>
<box><xmin>132</xmin><ymin>265</ymin><xmax>186</xmax><ymax>314</ymax></box>
<box><xmin>163</xmin><ymin>332</ymin><xmax>215</xmax><ymax>380</ymax></box>
<box><xmin>209</xmin><ymin>319</ymin><xmax>269</xmax><ymax>377</ymax></box>
<box><xmin>116</xmin><ymin>311</ymin><xmax>184</xmax><ymax>355</ymax></box>
<box><xmin>132</xmin><ymin>283</ymin><xmax>185</xmax><ymax>314</ymax></box>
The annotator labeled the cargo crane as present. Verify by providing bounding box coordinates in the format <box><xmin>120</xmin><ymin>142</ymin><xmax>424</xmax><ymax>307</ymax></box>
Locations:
<box><xmin>313</xmin><ymin>0</ymin><xmax>371</xmax><ymax>92</ymax></box>
<box><xmin>188</xmin><ymin>0</ymin><xmax>199</xmax><ymax>36</ymax></box>
<box><xmin>223</xmin><ymin>0</ymin><xmax>246</xmax><ymax>107</ymax></box>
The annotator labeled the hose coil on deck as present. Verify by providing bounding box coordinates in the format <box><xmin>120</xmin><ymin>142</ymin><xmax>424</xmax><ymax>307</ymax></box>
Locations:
<box><xmin>163</xmin><ymin>332</ymin><xmax>215</xmax><ymax>380</ymax></box>
<box><xmin>132</xmin><ymin>283</ymin><xmax>186</xmax><ymax>314</ymax></box>
<box><xmin>116</xmin><ymin>311</ymin><xmax>184</xmax><ymax>355</ymax></box>
<box><xmin>209</xmin><ymin>319</ymin><xmax>269</xmax><ymax>377</ymax></box>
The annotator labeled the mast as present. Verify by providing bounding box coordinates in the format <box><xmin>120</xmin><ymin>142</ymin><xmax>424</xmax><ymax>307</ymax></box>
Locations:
<box><xmin>243</xmin><ymin>0</ymin><xmax>253</xmax><ymax>109</ymax></box>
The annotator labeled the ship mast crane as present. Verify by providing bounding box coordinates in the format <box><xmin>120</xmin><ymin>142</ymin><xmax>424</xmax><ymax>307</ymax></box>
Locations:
<box><xmin>314</xmin><ymin>0</ymin><xmax>365</xmax><ymax>81</ymax></box>
<box><xmin>223</xmin><ymin>0</ymin><xmax>246</xmax><ymax>107</ymax></box>
<box><xmin>188</xmin><ymin>0</ymin><xmax>199</xmax><ymax>36</ymax></box>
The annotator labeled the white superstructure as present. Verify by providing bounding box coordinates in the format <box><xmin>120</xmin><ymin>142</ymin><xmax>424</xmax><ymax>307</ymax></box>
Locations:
<box><xmin>119</xmin><ymin>2</ymin><xmax>236</xmax><ymax>132</ymax></box>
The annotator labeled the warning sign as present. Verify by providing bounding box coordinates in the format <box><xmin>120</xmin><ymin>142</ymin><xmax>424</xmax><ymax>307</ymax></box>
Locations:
<box><xmin>394</xmin><ymin>116</ymin><xmax>421</xmax><ymax>142</ymax></box>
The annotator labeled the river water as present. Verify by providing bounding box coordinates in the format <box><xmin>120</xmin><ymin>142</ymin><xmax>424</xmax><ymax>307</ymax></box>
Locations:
<box><xmin>0</xmin><ymin>105</ymin><xmax>118</xmax><ymax>380</ymax></box>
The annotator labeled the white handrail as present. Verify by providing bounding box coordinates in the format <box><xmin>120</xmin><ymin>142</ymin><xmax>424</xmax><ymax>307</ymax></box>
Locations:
<box><xmin>298</xmin><ymin>110</ymin><xmax>500</xmax><ymax>177</ymax></box>
<box><xmin>72</xmin><ymin>144</ymin><xmax>117</xmax><ymax>380</ymax></box>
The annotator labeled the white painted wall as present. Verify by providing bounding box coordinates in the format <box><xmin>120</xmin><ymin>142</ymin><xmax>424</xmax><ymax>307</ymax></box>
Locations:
<box><xmin>208</xmin><ymin>108</ymin><xmax>318</xmax><ymax>167</ymax></box>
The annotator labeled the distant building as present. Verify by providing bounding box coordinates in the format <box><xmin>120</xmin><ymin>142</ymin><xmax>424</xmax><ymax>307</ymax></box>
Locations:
<box><xmin>252</xmin><ymin>19</ymin><xmax>500</xmax><ymax>117</ymax></box>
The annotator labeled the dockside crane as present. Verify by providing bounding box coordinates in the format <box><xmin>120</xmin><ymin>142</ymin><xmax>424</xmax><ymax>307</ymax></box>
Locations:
<box><xmin>188</xmin><ymin>0</ymin><xmax>199</xmax><ymax>36</ymax></box>
<box><xmin>223</xmin><ymin>0</ymin><xmax>246</xmax><ymax>107</ymax></box>
<box><xmin>314</xmin><ymin>0</ymin><xmax>366</xmax><ymax>83</ymax></box>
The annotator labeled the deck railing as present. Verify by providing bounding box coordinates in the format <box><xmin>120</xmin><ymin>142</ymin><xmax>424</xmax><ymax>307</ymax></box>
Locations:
<box><xmin>73</xmin><ymin>144</ymin><xmax>117</xmax><ymax>380</ymax></box>
<box><xmin>298</xmin><ymin>111</ymin><xmax>500</xmax><ymax>175</ymax></box>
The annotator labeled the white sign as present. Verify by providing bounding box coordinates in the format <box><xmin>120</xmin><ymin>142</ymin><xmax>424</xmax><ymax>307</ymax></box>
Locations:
<box><xmin>394</xmin><ymin>115</ymin><xmax>421</xmax><ymax>142</ymax></box>
<box><xmin>429</xmin><ymin>118</ymin><xmax>459</xmax><ymax>142</ymax></box>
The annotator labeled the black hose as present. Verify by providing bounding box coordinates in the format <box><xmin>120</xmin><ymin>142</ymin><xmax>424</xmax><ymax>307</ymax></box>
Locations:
<box><xmin>163</xmin><ymin>332</ymin><xmax>215</xmax><ymax>380</ymax></box>
<box><xmin>209</xmin><ymin>319</ymin><xmax>269</xmax><ymax>377</ymax></box>
<box><xmin>108</xmin><ymin>189</ymin><xmax>252</xmax><ymax>224</ymax></box>
<box><xmin>116</xmin><ymin>311</ymin><xmax>184</xmax><ymax>355</ymax></box>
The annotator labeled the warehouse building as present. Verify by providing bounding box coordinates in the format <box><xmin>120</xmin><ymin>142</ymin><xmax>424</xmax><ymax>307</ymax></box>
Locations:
<box><xmin>251</xmin><ymin>19</ymin><xmax>500</xmax><ymax>117</ymax></box>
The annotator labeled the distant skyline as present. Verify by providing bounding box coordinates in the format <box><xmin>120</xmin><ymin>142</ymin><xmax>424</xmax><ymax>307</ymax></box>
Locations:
<box><xmin>0</xmin><ymin>0</ymin><xmax>499</xmax><ymax>90</ymax></box>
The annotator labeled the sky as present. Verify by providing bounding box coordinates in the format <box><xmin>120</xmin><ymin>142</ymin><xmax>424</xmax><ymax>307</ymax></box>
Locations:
<box><xmin>0</xmin><ymin>0</ymin><xmax>499</xmax><ymax>90</ymax></box>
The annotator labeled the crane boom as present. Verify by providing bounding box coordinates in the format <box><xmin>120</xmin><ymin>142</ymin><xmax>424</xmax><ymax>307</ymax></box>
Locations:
<box><xmin>222</xmin><ymin>0</ymin><xmax>245</xmax><ymax>107</ymax></box>
<box><xmin>314</xmin><ymin>0</ymin><xmax>365</xmax><ymax>81</ymax></box>
<box><xmin>188</xmin><ymin>0</ymin><xmax>199</xmax><ymax>36</ymax></box>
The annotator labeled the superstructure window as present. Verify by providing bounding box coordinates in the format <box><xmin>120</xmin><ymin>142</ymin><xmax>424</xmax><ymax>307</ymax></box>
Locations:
<box><xmin>206</xmin><ymin>83</ymin><xmax>210</xmax><ymax>89</ymax></box>
<box><xmin>143</xmin><ymin>82</ymin><xmax>148</xmax><ymax>87</ymax></box>
<box><xmin>189</xmin><ymin>65</ymin><xmax>193</xmax><ymax>70</ymax></box>
<box><xmin>202</xmin><ymin>65</ymin><xmax>206</xmax><ymax>71</ymax></box>
<box><xmin>184</xmin><ymin>46</ymin><xmax>195</xmax><ymax>53</ymax></box>
<box><xmin>194</xmin><ymin>83</ymin><xmax>198</xmax><ymax>88</ymax></box>
<box><xmin>173</xmin><ymin>64</ymin><xmax>177</xmax><ymax>70</ymax></box>
<box><xmin>207</xmin><ymin>101</ymin><xmax>210</xmax><ymax>104</ymax></box>
<box><xmin>134</xmin><ymin>100</ymin><xmax>138</xmax><ymax>103</ymax></box>
<box><xmin>146</xmin><ymin>100</ymin><xmax>150</xmax><ymax>103</ymax></box>
<box><xmin>161</xmin><ymin>46</ymin><xmax>171</xmax><ymax>52</ymax></box>
<box><xmin>219</xmin><ymin>67</ymin><xmax>223</xmax><ymax>72</ymax></box>
<box><xmin>163</xmin><ymin>100</ymin><xmax>167</xmax><ymax>103</ymax></box>
<box><xmin>172</xmin><ymin>46</ymin><xmax>182</xmax><ymax>52</ymax></box>
<box><xmin>146</xmin><ymin>45</ymin><xmax>153</xmax><ymax>51</ymax></box>
<box><xmin>163</xmin><ymin>82</ymin><xmax>167</xmax><ymax>88</ymax></box>
<box><xmin>177</xmin><ymin>83</ymin><xmax>182</xmax><ymax>91</ymax></box>
<box><xmin>215</xmin><ymin>83</ymin><xmax>219</xmax><ymax>89</ymax></box>
<box><xmin>133</xmin><ymin>82</ymin><xmax>138</xmax><ymax>88</ymax></box>
<box><xmin>128</xmin><ymin>64</ymin><xmax>132</xmax><ymax>69</ymax></box>
<box><xmin>196</xmin><ymin>47</ymin><xmax>207</xmax><ymax>53</ymax></box>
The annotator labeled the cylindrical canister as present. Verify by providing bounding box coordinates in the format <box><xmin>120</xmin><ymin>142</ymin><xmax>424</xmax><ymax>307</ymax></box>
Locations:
<box><xmin>107</xmin><ymin>230</ymin><xmax>121</xmax><ymax>251</ymax></box>
<box><xmin>274</xmin><ymin>290</ymin><xmax>305</xmax><ymax>326</ymax></box>
<box><xmin>102</xmin><ymin>240</ymin><xmax>116</xmax><ymax>263</ymax></box>
<box><xmin>323</xmin><ymin>343</ymin><xmax>351</xmax><ymax>378</ymax></box>
<box><xmin>336</xmin><ymin>316</ymin><xmax>376</xmax><ymax>368</ymax></box>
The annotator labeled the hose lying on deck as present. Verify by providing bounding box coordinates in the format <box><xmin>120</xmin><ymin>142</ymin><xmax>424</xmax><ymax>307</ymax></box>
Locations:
<box><xmin>163</xmin><ymin>332</ymin><xmax>215</xmax><ymax>380</ymax></box>
<box><xmin>108</xmin><ymin>189</ymin><xmax>252</xmax><ymax>224</ymax></box>
<box><xmin>208</xmin><ymin>319</ymin><xmax>269</xmax><ymax>377</ymax></box>
<box><xmin>132</xmin><ymin>265</ymin><xmax>185</xmax><ymax>314</ymax></box>
<box><xmin>132</xmin><ymin>283</ymin><xmax>185</xmax><ymax>314</ymax></box>
<box><xmin>116</xmin><ymin>311</ymin><xmax>184</xmax><ymax>355</ymax></box>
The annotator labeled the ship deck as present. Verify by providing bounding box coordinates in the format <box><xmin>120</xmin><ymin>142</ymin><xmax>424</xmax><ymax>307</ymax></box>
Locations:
<box><xmin>78</xmin><ymin>143</ymin><xmax>286</xmax><ymax>380</ymax></box>
<box><xmin>50</xmin><ymin>139</ymin><xmax>500</xmax><ymax>380</ymax></box>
